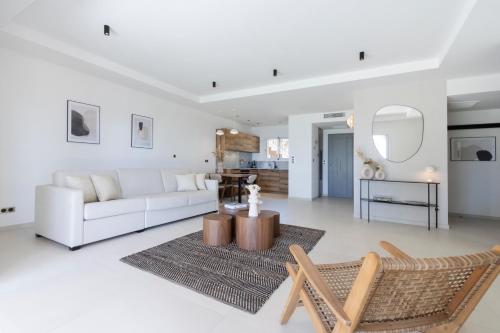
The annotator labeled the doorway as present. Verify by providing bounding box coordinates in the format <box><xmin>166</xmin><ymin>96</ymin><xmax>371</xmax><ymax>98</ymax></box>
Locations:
<box><xmin>328</xmin><ymin>133</ymin><xmax>354</xmax><ymax>198</ymax></box>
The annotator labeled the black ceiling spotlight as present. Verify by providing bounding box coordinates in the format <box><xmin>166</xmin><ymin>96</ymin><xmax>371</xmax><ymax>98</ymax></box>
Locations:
<box><xmin>273</xmin><ymin>69</ymin><xmax>278</xmax><ymax>77</ymax></box>
<box><xmin>359</xmin><ymin>51</ymin><xmax>365</xmax><ymax>61</ymax></box>
<box><xmin>104</xmin><ymin>25</ymin><xmax>110</xmax><ymax>36</ymax></box>
<box><xmin>212</xmin><ymin>81</ymin><xmax>216</xmax><ymax>88</ymax></box>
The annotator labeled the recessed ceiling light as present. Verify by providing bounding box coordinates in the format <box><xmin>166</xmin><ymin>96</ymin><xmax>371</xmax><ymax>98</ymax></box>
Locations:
<box><xmin>104</xmin><ymin>25</ymin><xmax>110</xmax><ymax>36</ymax></box>
<box><xmin>448</xmin><ymin>100</ymin><xmax>479</xmax><ymax>110</ymax></box>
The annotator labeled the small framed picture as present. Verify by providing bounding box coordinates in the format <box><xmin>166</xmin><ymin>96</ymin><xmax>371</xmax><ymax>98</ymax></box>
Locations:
<box><xmin>67</xmin><ymin>100</ymin><xmax>100</xmax><ymax>144</ymax></box>
<box><xmin>131</xmin><ymin>114</ymin><xmax>153</xmax><ymax>149</ymax></box>
<box><xmin>450</xmin><ymin>136</ymin><xmax>496</xmax><ymax>161</ymax></box>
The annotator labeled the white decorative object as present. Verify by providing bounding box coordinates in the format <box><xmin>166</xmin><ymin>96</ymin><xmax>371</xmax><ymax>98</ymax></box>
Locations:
<box><xmin>374</xmin><ymin>165</ymin><xmax>386</xmax><ymax>180</ymax></box>
<box><xmin>425</xmin><ymin>165</ymin><xmax>436</xmax><ymax>182</ymax></box>
<box><xmin>360</xmin><ymin>163</ymin><xmax>374</xmax><ymax>179</ymax></box>
<box><xmin>216</xmin><ymin>161</ymin><xmax>224</xmax><ymax>174</ymax></box>
<box><xmin>246</xmin><ymin>184</ymin><xmax>261</xmax><ymax>217</ymax></box>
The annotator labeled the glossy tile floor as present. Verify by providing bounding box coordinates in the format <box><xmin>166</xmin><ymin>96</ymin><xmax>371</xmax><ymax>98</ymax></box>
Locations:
<box><xmin>0</xmin><ymin>196</ymin><xmax>499</xmax><ymax>333</ymax></box>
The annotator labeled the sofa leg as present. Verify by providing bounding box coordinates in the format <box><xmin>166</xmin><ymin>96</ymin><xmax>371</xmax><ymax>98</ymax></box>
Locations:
<box><xmin>136</xmin><ymin>229</ymin><xmax>146</xmax><ymax>233</ymax></box>
<box><xmin>69</xmin><ymin>246</ymin><xmax>82</xmax><ymax>251</ymax></box>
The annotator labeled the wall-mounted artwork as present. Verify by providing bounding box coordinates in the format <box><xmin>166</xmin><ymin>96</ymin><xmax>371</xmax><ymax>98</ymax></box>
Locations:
<box><xmin>67</xmin><ymin>100</ymin><xmax>100</xmax><ymax>144</ymax></box>
<box><xmin>450</xmin><ymin>136</ymin><xmax>496</xmax><ymax>161</ymax></box>
<box><xmin>131</xmin><ymin>114</ymin><xmax>153</xmax><ymax>149</ymax></box>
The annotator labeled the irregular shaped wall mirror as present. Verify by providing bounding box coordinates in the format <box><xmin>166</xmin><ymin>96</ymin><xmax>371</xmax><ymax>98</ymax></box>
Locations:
<box><xmin>372</xmin><ymin>105</ymin><xmax>423</xmax><ymax>163</ymax></box>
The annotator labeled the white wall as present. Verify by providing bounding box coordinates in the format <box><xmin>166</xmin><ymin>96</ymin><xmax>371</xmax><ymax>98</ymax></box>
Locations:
<box><xmin>448</xmin><ymin>109</ymin><xmax>500</xmax><ymax>219</ymax></box>
<box><xmin>353</xmin><ymin>79</ymin><xmax>449</xmax><ymax>228</ymax></box>
<box><xmin>0</xmin><ymin>47</ymin><xmax>233</xmax><ymax>227</ymax></box>
<box><xmin>249</xmin><ymin>125</ymin><xmax>288</xmax><ymax>161</ymax></box>
<box><xmin>288</xmin><ymin>111</ymin><xmax>353</xmax><ymax>199</ymax></box>
<box><xmin>321</xmin><ymin>128</ymin><xmax>354</xmax><ymax>196</ymax></box>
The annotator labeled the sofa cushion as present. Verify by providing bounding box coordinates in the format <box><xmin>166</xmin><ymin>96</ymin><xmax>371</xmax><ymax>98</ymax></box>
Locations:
<box><xmin>53</xmin><ymin>170</ymin><xmax>118</xmax><ymax>187</ymax></box>
<box><xmin>65</xmin><ymin>175</ymin><xmax>98</xmax><ymax>203</ymax></box>
<box><xmin>176</xmin><ymin>174</ymin><xmax>198</xmax><ymax>192</ymax></box>
<box><xmin>117</xmin><ymin>168</ymin><xmax>164</xmax><ymax>197</ymax></box>
<box><xmin>160</xmin><ymin>169</ymin><xmax>190</xmax><ymax>192</ymax></box>
<box><xmin>195</xmin><ymin>174</ymin><xmax>207</xmax><ymax>190</ymax></box>
<box><xmin>145</xmin><ymin>192</ymin><xmax>189</xmax><ymax>211</ymax></box>
<box><xmin>90</xmin><ymin>174</ymin><xmax>122</xmax><ymax>201</ymax></box>
<box><xmin>188</xmin><ymin>190</ymin><xmax>218</xmax><ymax>205</ymax></box>
<box><xmin>84</xmin><ymin>198</ymin><xmax>146</xmax><ymax>220</ymax></box>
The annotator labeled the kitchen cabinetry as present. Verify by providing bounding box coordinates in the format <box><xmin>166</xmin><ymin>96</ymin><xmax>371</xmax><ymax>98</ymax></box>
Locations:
<box><xmin>223</xmin><ymin>169</ymin><xmax>288</xmax><ymax>194</ymax></box>
<box><xmin>218</xmin><ymin>129</ymin><xmax>259</xmax><ymax>153</ymax></box>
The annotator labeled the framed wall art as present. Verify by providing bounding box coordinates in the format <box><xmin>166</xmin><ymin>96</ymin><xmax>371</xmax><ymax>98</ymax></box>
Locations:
<box><xmin>450</xmin><ymin>136</ymin><xmax>496</xmax><ymax>161</ymax></box>
<box><xmin>131</xmin><ymin>114</ymin><xmax>153</xmax><ymax>149</ymax></box>
<box><xmin>67</xmin><ymin>100</ymin><xmax>100</xmax><ymax>144</ymax></box>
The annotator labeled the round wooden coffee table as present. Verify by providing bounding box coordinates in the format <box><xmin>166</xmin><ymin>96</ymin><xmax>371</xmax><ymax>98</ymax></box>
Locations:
<box><xmin>235</xmin><ymin>211</ymin><xmax>274</xmax><ymax>251</ymax></box>
<box><xmin>259</xmin><ymin>210</ymin><xmax>281</xmax><ymax>237</ymax></box>
<box><xmin>219</xmin><ymin>206</ymin><xmax>248</xmax><ymax>238</ymax></box>
<box><xmin>203</xmin><ymin>213</ymin><xmax>232</xmax><ymax>246</ymax></box>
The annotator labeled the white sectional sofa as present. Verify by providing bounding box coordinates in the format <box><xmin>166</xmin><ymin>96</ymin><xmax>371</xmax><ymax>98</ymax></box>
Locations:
<box><xmin>35</xmin><ymin>168</ymin><xmax>218</xmax><ymax>250</ymax></box>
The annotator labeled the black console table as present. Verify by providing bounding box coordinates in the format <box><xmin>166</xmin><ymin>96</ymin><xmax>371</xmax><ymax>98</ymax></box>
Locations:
<box><xmin>359</xmin><ymin>179</ymin><xmax>439</xmax><ymax>230</ymax></box>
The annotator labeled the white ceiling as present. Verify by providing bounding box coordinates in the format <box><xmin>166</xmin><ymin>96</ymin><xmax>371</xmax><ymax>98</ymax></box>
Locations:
<box><xmin>1</xmin><ymin>0</ymin><xmax>498</xmax><ymax>125</ymax></box>
<box><xmin>448</xmin><ymin>91</ymin><xmax>500</xmax><ymax>112</ymax></box>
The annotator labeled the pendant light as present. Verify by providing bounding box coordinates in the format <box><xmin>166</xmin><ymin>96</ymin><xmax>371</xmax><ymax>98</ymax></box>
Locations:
<box><xmin>216</xmin><ymin>129</ymin><xmax>224</xmax><ymax>136</ymax></box>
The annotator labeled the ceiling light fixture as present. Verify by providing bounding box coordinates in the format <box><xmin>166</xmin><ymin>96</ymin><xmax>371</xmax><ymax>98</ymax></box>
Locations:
<box><xmin>230</xmin><ymin>128</ymin><xmax>239</xmax><ymax>135</ymax></box>
<box><xmin>273</xmin><ymin>69</ymin><xmax>278</xmax><ymax>77</ymax></box>
<box><xmin>216</xmin><ymin>129</ymin><xmax>224</xmax><ymax>136</ymax></box>
<box><xmin>359</xmin><ymin>51</ymin><xmax>365</xmax><ymax>61</ymax></box>
<box><xmin>212</xmin><ymin>81</ymin><xmax>216</xmax><ymax>88</ymax></box>
<box><xmin>104</xmin><ymin>25</ymin><xmax>110</xmax><ymax>36</ymax></box>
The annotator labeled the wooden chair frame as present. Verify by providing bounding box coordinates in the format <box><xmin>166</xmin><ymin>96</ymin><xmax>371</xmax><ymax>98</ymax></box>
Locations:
<box><xmin>280</xmin><ymin>242</ymin><xmax>500</xmax><ymax>333</ymax></box>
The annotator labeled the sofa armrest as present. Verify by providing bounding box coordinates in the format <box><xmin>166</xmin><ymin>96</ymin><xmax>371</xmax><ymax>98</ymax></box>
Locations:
<box><xmin>205</xmin><ymin>179</ymin><xmax>219</xmax><ymax>192</ymax></box>
<box><xmin>35</xmin><ymin>185</ymin><xmax>84</xmax><ymax>248</ymax></box>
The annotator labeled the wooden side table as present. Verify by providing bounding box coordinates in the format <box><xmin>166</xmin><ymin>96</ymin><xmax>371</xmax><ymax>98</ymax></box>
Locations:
<box><xmin>235</xmin><ymin>211</ymin><xmax>274</xmax><ymax>251</ymax></box>
<box><xmin>203</xmin><ymin>213</ymin><xmax>232</xmax><ymax>246</ymax></box>
<box><xmin>259</xmin><ymin>210</ymin><xmax>280</xmax><ymax>237</ymax></box>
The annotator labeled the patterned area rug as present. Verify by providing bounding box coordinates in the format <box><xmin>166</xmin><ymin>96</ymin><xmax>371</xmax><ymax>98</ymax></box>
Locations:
<box><xmin>121</xmin><ymin>224</ymin><xmax>325</xmax><ymax>313</ymax></box>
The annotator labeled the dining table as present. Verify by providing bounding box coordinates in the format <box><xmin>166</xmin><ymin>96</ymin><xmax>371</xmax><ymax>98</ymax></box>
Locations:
<box><xmin>220</xmin><ymin>173</ymin><xmax>250</xmax><ymax>203</ymax></box>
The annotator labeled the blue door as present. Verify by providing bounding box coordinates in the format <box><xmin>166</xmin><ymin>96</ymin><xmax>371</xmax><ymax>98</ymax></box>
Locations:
<box><xmin>328</xmin><ymin>134</ymin><xmax>353</xmax><ymax>198</ymax></box>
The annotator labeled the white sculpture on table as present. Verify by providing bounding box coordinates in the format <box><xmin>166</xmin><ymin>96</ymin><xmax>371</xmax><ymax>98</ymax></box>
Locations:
<box><xmin>246</xmin><ymin>184</ymin><xmax>261</xmax><ymax>217</ymax></box>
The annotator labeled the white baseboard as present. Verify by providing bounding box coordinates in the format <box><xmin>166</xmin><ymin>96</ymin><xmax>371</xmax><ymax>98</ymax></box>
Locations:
<box><xmin>449</xmin><ymin>212</ymin><xmax>500</xmax><ymax>222</ymax></box>
<box><xmin>0</xmin><ymin>221</ymin><xmax>34</xmax><ymax>231</ymax></box>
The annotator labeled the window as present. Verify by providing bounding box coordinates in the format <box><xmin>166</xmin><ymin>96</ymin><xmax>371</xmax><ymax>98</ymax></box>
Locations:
<box><xmin>267</xmin><ymin>137</ymin><xmax>289</xmax><ymax>159</ymax></box>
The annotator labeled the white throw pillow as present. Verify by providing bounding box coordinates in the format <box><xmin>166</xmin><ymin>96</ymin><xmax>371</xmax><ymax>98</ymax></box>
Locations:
<box><xmin>90</xmin><ymin>174</ymin><xmax>122</xmax><ymax>201</ymax></box>
<box><xmin>176</xmin><ymin>174</ymin><xmax>198</xmax><ymax>192</ymax></box>
<box><xmin>65</xmin><ymin>176</ymin><xmax>97</xmax><ymax>203</ymax></box>
<box><xmin>195</xmin><ymin>173</ymin><xmax>207</xmax><ymax>190</ymax></box>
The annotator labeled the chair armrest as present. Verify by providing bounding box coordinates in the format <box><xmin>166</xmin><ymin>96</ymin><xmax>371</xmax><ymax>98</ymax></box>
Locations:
<box><xmin>289</xmin><ymin>244</ymin><xmax>352</xmax><ymax>327</ymax></box>
<box><xmin>35</xmin><ymin>185</ymin><xmax>84</xmax><ymax>247</ymax></box>
<box><xmin>379</xmin><ymin>241</ymin><xmax>413</xmax><ymax>260</ymax></box>
<box><xmin>205</xmin><ymin>179</ymin><xmax>219</xmax><ymax>192</ymax></box>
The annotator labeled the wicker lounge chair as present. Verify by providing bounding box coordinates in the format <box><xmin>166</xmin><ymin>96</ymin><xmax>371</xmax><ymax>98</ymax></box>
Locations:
<box><xmin>280</xmin><ymin>241</ymin><xmax>499</xmax><ymax>333</ymax></box>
